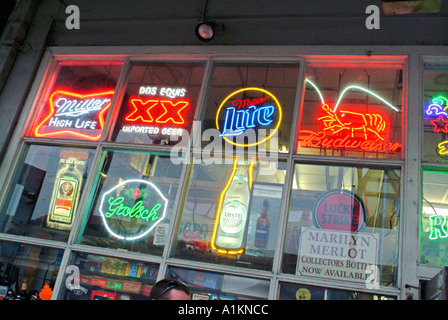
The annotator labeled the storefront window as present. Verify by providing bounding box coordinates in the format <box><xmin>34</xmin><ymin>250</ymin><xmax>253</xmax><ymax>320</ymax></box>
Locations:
<box><xmin>173</xmin><ymin>157</ymin><xmax>286</xmax><ymax>271</ymax></box>
<box><xmin>200</xmin><ymin>62</ymin><xmax>300</xmax><ymax>153</ymax></box>
<box><xmin>60</xmin><ymin>252</ymin><xmax>159</xmax><ymax>300</ymax></box>
<box><xmin>282</xmin><ymin>163</ymin><xmax>400</xmax><ymax>288</ymax></box>
<box><xmin>419</xmin><ymin>169</ymin><xmax>448</xmax><ymax>265</ymax></box>
<box><xmin>278</xmin><ymin>282</ymin><xmax>394</xmax><ymax>300</ymax></box>
<box><xmin>27</xmin><ymin>61</ymin><xmax>123</xmax><ymax>141</ymax></box>
<box><xmin>79</xmin><ymin>150</ymin><xmax>185</xmax><ymax>255</ymax></box>
<box><xmin>111</xmin><ymin>62</ymin><xmax>205</xmax><ymax>146</ymax></box>
<box><xmin>0</xmin><ymin>145</ymin><xmax>95</xmax><ymax>241</ymax></box>
<box><xmin>297</xmin><ymin>62</ymin><xmax>403</xmax><ymax>159</ymax></box>
<box><xmin>167</xmin><ymin>266</ymin><xmax>269</xmax><ymax>300</ymax></box>
<box><xmin>0</xmin><ymin>241</ymin><xmax>63</xmax><ymax>300</ymax></box>
<box><xmin>423</xmin><ymin>67</ymin><xmax>448</xmax><ymax>162</ymax></box>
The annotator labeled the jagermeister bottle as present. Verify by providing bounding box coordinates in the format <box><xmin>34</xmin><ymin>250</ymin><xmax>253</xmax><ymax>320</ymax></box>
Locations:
<box><xmin>254</xmin><ymin>199</ymin><xmax>270</xmax><ymax>249</ymax></box>
<box><xmin>47</xmin><ymin>160</ymin><xmax>83</xmax><ymax>230</ymax></box>
<box><xmin>213</xmin><ymin>161</ymin><xmax>252</xmax><ymax>253</ymax></box>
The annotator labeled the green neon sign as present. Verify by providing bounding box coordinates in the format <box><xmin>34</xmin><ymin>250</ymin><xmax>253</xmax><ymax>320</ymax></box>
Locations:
<box><xmin>99</xmin><ymin>179</ymin><xmax>168</xmax><ymax>241</ymax></box>
<box><xmin>428</xmin><ymin>215</ymin><xmax>448</xmax><ymax>240</ymax></box>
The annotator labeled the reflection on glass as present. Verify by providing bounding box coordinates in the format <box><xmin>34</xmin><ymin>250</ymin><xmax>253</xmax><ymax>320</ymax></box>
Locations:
<box><xmin>173</xmin><ymin>157</ymin><xmax>286</xmax><ymax>271</ymax></box>
<box><xmin>282</xmin><ymin>163</ymin><xmax>400</xmax><ymax>288</ymax></box>
<box><xmin>79</xmin><ymin>151</ymin><xmax>184</xmax><ymax>255</ymax></box>
<box><xmin>0</xmin><ymin>241</ymin><xmax>63</xmax><ymax>300</ymax></box>
<box><xmin>278</xmin><ymin>282</ymin><xmax>394</xmax><ymax>300</ymax></box>
<box><xmin>420</xmin><ymin>170</ymin><xmax>448</xmax><ymax>266</ymax></box>
<box><xmin>423</xmin><ymin>68</ymin><xmax>448</xmax><ymax>162</ymax></box>
<box><xmin>60</xmin><ymin>252</ymin><xmax>159</xmax><ymax>300</ymax></box>
<box><xmin>297</xmin><ymin>64</ymin><xmax>403</xmax><ymax>159</ymax></box>
<box><xmin>111</xmin><ymin>62</ymin><xmax>205</xmax><ymax>146</ymax></box>
<box><xmin>167</xmin><ymin>266</ymin><xmax>269</xmax><ymax>300</ymax></box>
<box><xmin>0</xmin><ymin>145</ymin><xmax>94</xmax><ymax>241</ymax></box>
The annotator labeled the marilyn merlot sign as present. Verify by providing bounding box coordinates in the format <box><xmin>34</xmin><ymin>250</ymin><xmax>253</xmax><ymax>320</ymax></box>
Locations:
<box><xmin>99</xmin><ymin>179</ymin><xmax>168</xmax><ymax>241</ymax></box>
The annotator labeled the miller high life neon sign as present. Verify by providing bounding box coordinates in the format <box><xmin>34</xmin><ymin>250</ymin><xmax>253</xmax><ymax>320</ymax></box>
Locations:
<box><xmin>33</xmin><ymin>90</ymin><xmax>114</xmax><ymax>141</ymax></box>
<box><xmin>297</xmin><ymin>79</ymin><xmax>402</xmax><ymax>154</ymax></box>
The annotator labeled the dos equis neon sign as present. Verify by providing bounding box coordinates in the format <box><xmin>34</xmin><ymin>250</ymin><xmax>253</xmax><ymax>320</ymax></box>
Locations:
<box><xmin>215</xmin><ymin>87</ymin><xmax>282</xmax><ymax>147</ymax></box>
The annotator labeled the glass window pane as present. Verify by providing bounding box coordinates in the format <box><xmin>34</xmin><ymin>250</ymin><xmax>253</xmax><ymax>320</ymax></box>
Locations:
<box><xmin>167</xmin><ymin>266</ymin><xmax>269</xmax><ymax>300</ymax></box>
<box><xmin>282</xmin><ymin>163</ymin><xmax>400</xmax><ymax>288</ymax></box>
<box><xmin>420</xmin><ymin>170</ymin><xmax>448</xmax><ymax>265</ymax></box>
<box><xmin>423</xmin><ymin>67</ymin><xmax>448</xmax><ymax>162</ymax></box>
<box><xmin>297</xmin><ymin>63</ymin><xmax>403</xmax><ymax>159</ymax></box>
<box><xmin>27</xmin><ymin>61</ymin><xmax>123</xmax><ymax>141</ymax></box>
<box><xmin>0</xmin><ymin>241</ymin><xmax>64</xmax><ymax>300</ymax></box>
<box><xmin>278</xmin><ymin>282</ymin><xmax>394</xmax><ymax>300</ymax></box>
<box><xmin>201</xmin><ymin>63</ymin><xmax>300</xmax><ymax>153</ymax></box>
<box><xmin>173</xmin><ymin>157</ymin><xmax>286</xmax><ymax>271</ymax></box>
<box><xmin>60</xmin><ymin>252</ymin><xmax>159</xmax><ymax>300</ymax></box>
<box><xmin>111</xmin><ymin>62</ymin><xmax>205</xmax><ymax>146</ymax></box>
<box><xmin>0</xmin><ymin>145</ymin><xmax>95</xmax><ymax>242</ymax></box>
<box><xmin>79</xmin><ymin>150</ymin><xmax>184</xmax><ymax>255</ymax></box>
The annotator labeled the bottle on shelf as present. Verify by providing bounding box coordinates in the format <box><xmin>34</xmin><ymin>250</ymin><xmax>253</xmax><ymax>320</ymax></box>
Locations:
<box><xmin>213</xmin><ymin>160</ymin><xmax>252</xmax><ymax>254</ymax></box>
<box><xmin>254</xmin><ymin>199</ymin><xmax>270</xmax><ymax>249</ymax></box>
<box><xmin>0</xmin><ymin>263</ymin><xmax>10</xmax><ymax>299</ymax></box>
<box><xmin>14</xmin><ymin>279</ymin><xmax>30</xmax><ymax>300</ymax></box>
<box><xmin>47</xmin><ymin>160</ymin><xmax>83</xmax><ymax>230</ymax></box>
<box><xmin>5</xmin><ymin>268</ymin><xmax>19</xmax><ymax>300</ymax></box>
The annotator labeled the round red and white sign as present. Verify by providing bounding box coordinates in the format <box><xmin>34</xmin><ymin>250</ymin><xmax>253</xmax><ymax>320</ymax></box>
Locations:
<box><xmin>312</xmin><ymin>189</ymin><xmax>366</xmax><ymax>232</ymax></box>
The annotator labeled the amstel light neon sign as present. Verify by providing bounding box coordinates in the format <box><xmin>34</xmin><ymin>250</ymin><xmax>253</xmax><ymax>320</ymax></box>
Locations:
<box><xmin>298</xmin><ymin>79</ymin><xmax>401</xmax><ymax>153</ymax></box>
<box><xmin>424</xmin><ymin>95</ymin><xmax>448</xmax><ymax>157</ymax></box>
<box><xmin>33</xmin><ymin>90</ymin><xmax>114</xmax><ymax>141</ymax></box>
<box><xmin>99</xmin><ymin>179</ymin><xmax>168</xmax><ymax>241</ymax></box>
<box><xmin>215</xmin><ymin>87</ymin><xmax>282</xmax><ymax>147</ymax></box>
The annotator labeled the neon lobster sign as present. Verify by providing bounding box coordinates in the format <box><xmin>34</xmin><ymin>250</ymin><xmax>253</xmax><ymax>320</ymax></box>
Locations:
<box><xmin>298</xmin><ymin>79</ymin><xmax>402</xmax><ymax>153</ymax></box>
<box><xmin>215</xmin><ymin>87</ymin><xmax>282</xmax><ymax>147</ymax></box>
<box><xmin>424</xmin><ymin>95</ymin><xmax>448</xmax><ymax>157</ymax></box>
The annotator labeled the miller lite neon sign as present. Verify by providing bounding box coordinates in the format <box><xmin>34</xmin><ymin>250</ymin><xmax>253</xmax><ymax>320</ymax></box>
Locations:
<box><xmin>215</xmin><ymin>87</ymin><xmax>282</xmax><ymax>147</ymax></box>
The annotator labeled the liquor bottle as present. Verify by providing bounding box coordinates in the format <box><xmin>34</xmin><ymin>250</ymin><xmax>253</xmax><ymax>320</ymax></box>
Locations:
<box><xmin>47</xmin><ymin>160</ymin><xmax>83</xmax><ymax>230</ymax></box>
<box><xmin>0</xmin><ymin>263</ymin><xmax>10</xmax><ymax>299</ymax></box>
<box><xmin>213</xmin><ymin>161</ymin><xmax>252</xmax><ymax>253</ymax></box>
<box><xmin>14</xmin><ymin>279</ymin><xmax>29</xmax><ymax>300</ymax></box>
<box><xmin>254</xmin><ymin>199</ymin><xmax>270</xmax><ymax>249</ymax></box>
<box><xmin>5</xmin><ymin>268</ymin><xmax>19</xmax><ymax>300</ymax></box>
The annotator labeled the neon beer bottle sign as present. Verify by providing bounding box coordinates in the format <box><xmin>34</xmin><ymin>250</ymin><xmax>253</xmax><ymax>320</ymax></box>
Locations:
<box><xmin>298</xmin><ymin>79</ymin><xmax>402</xmax><ymax>153</ymax></box>
<box><xmin>216</xmin><ymin>87</ymin><xmax>282</xmax><ymax>147</ymax></box>
<box><xmin>33</xmin><ymin>90</ymin><xmax>114</xmax><ymax>141</ymax></box>
<box><xmin>99</xmin><ymin>179</ymin><xmax>168</xmax><ymax>241</ymax></box>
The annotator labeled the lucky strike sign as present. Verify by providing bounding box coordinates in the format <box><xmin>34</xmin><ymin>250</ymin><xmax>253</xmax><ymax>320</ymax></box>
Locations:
<box><xmin>312</xmin><ymin>189</ymin><xmax>367</xmax><ymax>233</ymax></box>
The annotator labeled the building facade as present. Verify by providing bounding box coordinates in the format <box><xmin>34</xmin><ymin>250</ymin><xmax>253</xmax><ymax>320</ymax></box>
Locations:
<box><xmin>0</xmin><ymin>0</ymin><xmax>447</xmax><ymax>300</ymax></box>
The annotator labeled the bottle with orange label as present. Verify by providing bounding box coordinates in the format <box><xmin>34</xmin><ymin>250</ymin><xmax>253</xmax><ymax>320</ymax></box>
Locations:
<box><xmin>47</xmin><ymin>161</ymin><xmax>83</xmax><ymax>230</ymax></box>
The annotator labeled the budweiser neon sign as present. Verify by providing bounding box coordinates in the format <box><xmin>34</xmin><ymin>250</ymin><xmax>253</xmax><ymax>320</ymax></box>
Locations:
<box><xmin>33</xmin><ymin>90</ymin><xmax>114</xmax><ymax>141</ymax></box>
<box><xmin>215</xmin><ymin>87</ymin><xmax>282</xmax><ymax>147</ymax></box>
<box><xmin>297</xmin><ymin>79</ymin><xmax>401</xmax><ymax>153</ymax></box>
